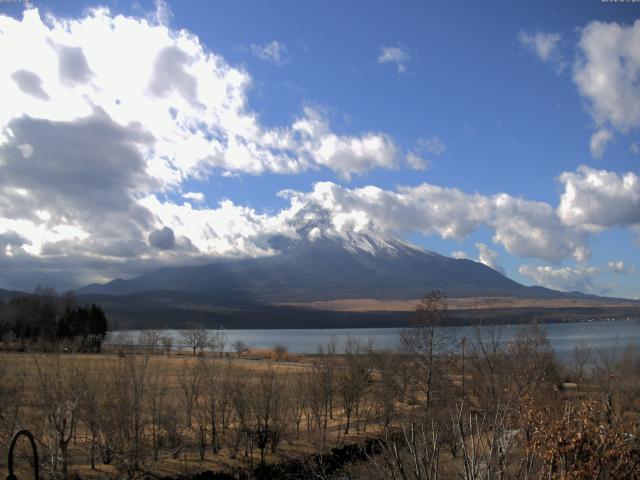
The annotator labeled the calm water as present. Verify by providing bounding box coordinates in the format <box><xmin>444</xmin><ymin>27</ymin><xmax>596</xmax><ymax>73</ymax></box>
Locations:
<box><xmin>108</xmin><ymin>318</ymin><xmax>640</xmax><ymax>362</ymax></box>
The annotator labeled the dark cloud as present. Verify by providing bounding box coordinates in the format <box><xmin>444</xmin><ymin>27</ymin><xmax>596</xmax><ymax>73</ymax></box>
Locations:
<box><xmin>148</xmin><ymin>226</ymin><xmax>176</xmax><ymax>250</ymax></box>
<box><xmin>56</xmin><ymin>45</ymin><xmax>93</xmax><ymax>85</ymax></box>
<box><xmin>148</xmin><ymin>46</ymin><xmax>203</xmax><ymax>107</ymax></box>
<box><xmin>11</xmin><ymin>69</ymin><xmax>49</xmax><ymax>100</ymax></box>
<box><xmin>0</xmin><ymin>231</ymin><xmax>30</xmax><ymax>251</ymax></box>
<box><xmin>0</xmin><ymin>244</ymin><xmax>212</xmax><ymax>292</ymax></box>
<box><xmin>0</xmin><ymin>109</ymin><xmax>155</xmax><ymax>235</ymax></box>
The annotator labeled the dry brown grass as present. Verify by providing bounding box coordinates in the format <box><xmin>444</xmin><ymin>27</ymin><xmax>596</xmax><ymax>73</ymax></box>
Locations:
<box><xmin>0</xmin><ymin>351</ymin><xmax>365</xmax><ymax>480</ymax></box>
<box><xmin>279</xmin><ymin>296</ymin><xmax>639</xmax><ymax>312</ymax></box>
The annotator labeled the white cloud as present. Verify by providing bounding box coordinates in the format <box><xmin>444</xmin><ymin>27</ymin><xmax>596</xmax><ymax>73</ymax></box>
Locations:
<box><xmin>0</xmin><ymin>7</ymin><xmax>637</xmax><ymax>291</ymax></box>
<box><xmin>280</xmin><ymin>178</ymin><xmax>590</xmax><ymax>263</ymax></box>
<box><xmin>475</xmin><ymin>242</ymin><xmax>505</xmax><ymax>274</ymax></box>
<box><xmin>451</xmin><ymin>250</ymin><xmax>468</xmax><ymax>259</ymax></box>
<box><xmin>405</xmin><ymin>151</ymin><xmax>430</xmax><ymax>171</ymax></box>
<box><xmin>182</xmin><ymin>191</ymin><xmax>205</xmax><ymax>203</ymax></box>
<box><xmin>418</xmin><ymin>135</ymin><xmax>446</xmax><ymax>156</ymax></box>
<box><xmin>377</xmin><ymin>46</ymin><xmax>410</xmax><ymax>74</ymax></box>
<box><xmin>0</xmin><ymin>8</ymin><xmax>398</xmax><ymax>186</ymax></box>
<box><xmin>517</xmin><ymin>30</ymin><xmax>565</xmax><ymax>73</ymax></box>
<box><xmin>574</xmin><ymin>20</ymin><xmax>640</xmax><ymax>149</ymax></box>
<box><xmin>557</xmin><ymin>165</ymin><xmax>640</xmax><ymax>229</ymax></box>
<box><xmin>589</xmin><ymin>128</ymin><xmax>614</xmax><ymax>159</ymax></box>
<box><xmin>250</xmin><ymin>40</ymin><xmax>290</xmax><ymax>66</ymax></box>
<box><xmin>608</xmin><ymin>260</ymin><xmax>636</xmax><ymax>274</ymax></box>
<box><xmin>153</xmin><ymin>0</ymin><xmax>173</xmax><ymax>26</ymax></box>
<box><xmin>631</xmin><ymin>142</ymin><xmax>640</xmax><ymax>154</ymax></box>
<box><xmin>290</xmin><ymin>107</ymin><xmax>397</xmax><ymax>180</ymax></box>
<box><xmin>405</xmin><ymin>135</ymin><xmax>445</xmax><ymax>170</ymax></box>
<box><xmin>139</xmin><ymin>194</ymin><xmax>296</xmax><ymax>258</ymax></box>
<box><xmin>17</xmin><ymin>143</ymin><xmax>33</xmax><ymax>158</ymax></box>
<box><xmin>0</xmin><ymin>162</ymin><xmax>633</xmax><ymax>289</ymax></box>
<box><xmin>0</xmin><ymin>6</ymin><xmax>409</xmax><ymax>289</ymax></box>
<box><xmin>519</xmin><ymin>264</ymin><xmax>599</xmax><ymax>292</ymax></box>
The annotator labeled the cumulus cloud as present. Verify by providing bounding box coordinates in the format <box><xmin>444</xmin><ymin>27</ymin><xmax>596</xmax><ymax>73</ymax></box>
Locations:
<box><xmin>574</xmin><ymin>20</ymin><xmax>640</xmax><ymax>155</ymax></box>
<box><xmin>290</xmin><ymin>107</ymin><xmax>397</xmax><ymax>180</ymax></box>
<box><xmin>11</xmin><ymin>69</ymin><xmax>50</xmax><ymax>100</ymax></box>
<box><xmin>418</xmin><ymin>135</ymin><xmax>446</xmax><ymax>156</ymax></box>
<box><xmin>405</xmin><ymin>135</ymin><xmax>445</xmax><ymax>170</ymax></box>
<box><xmin>16</xmin><ymin>143</ymin><xmax>33</xmax><ymax>158</ymax></box>
<box><xmin>182</xmin><ymin>192</ymin><xmax>205</xmax><ymax>203</ymax></box>
<box><xmin>608</xmin><ymin>260</ymin><xmax>636</xmax><ymax>274</ymax></box>
<box><xmin>250</xmin><ymin>40</ymin><xmax>290</xmax><ymax>65</ymax></box>
<box><xmin>377</xmin><ymin>46</ymin><xmax>410</xmax><ymax>74</ymax></box>
<box><xmin>451</xmin><ymin>250</ymin><xmax>468</xmax><ymax>259</ymax></box>
<box><xmin>0</xmin><ymin>6</ymin><xmax>408</xmax><ymax>288</ymax></box>
<box><xmin>0</xmin><ymin>230</ymin><xmax>31</xmax><ymax>255</ymax></box>
<box><xmin>279</xmin><ymin>179</ymin><xmax>590</xmax><ymax>263</ymax></box>
<box><xmin>590</xmin><ymin>128</ymin><xmax>614</xmax><ymax>159</ymax></box>
<box><xmin>152</xmin><ymin>0</ymin><xmax>173</xmax><ymax>26</ymax></box>
<box><xmin>148</xmin><ymin>226</ymin><xmax>176</xmax><ymax>250</ymax></box>
<box><xmin>0</xmin><ymin>7</ymin><xmax>637</xmax><ymax>292</ymax></box>
<box><xmin>557</xmin><ymin>165</ymin><xmax>640</xmax><ymax>229</ymax></box>
<box><xmin>518</xmin><ymin>264</ymin><xmax>599</xmax><ymax>292</ymax></box>
<box><xmin>0</xmin><ymin>8</ymin><xmax>399</xmax><ymax>184</ymax></box>
<box><xmin>475</xmin><ymin>243</ymin><xmax>505</xmax><ymax>274</ymax></box>
<box><xmin>405</xmin><ymin>152</ymin><xmax>430</xmax><ymax>171</ymax></box>
<box><xmin>53</xmin><ymin>44</ymin><xmax>93</xmax><ymax>85</ymax></box>
<box><xmin>517</xmin><ymin>30</ymin><xmax>565</xmax><ymax>73</ymax></box>
<box><xmin>138</xmin><ymin>195</ymin><xmax>296</xmax><ymax>258</ymax></box>
<box><xmin>0</xmin><ymin>163</ymin><xmax>631</xmax><ymax>289</ymax></box>
<box><xmin>0</xmin><ymin>110</ymin><xmax>155</xmax><ymax>257</ymax></box>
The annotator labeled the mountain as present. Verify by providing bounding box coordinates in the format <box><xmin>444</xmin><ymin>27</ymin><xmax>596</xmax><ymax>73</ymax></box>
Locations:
<box><xmin>71</xmin><ymin>231</ymin><xmax>640</xmax><ymax>329</ymax></box>
<box><xmin>2</xmin><ymin>232</ymin><xmax>636</xmax><ymax>330</ymax></box>
<box><xmin>0</xmin><ymin>288</ymin><xmax>30</xmax><ymax>303</ymax></box>
<box><xmin>78</xmin><ymin>231</ymin><xmax>583</xmax><ymax>302</ymax></box>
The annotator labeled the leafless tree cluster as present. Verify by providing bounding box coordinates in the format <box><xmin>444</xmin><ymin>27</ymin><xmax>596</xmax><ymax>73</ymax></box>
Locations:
<box><xmin>0</xmin><ymin>294</ymin><xmax>638</xmax><ymax>479</ymax></box>
<box><xmin>353</xmin><ymin>292</ymin><xmax>640</xmax><ymax>480</ymax></box>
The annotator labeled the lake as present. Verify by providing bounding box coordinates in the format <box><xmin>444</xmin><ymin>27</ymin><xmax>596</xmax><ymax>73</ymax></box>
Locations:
<box><xmin>108</xmin><ymin>318</ymin><xmax>640</xmax><ymax>362</ymax></box>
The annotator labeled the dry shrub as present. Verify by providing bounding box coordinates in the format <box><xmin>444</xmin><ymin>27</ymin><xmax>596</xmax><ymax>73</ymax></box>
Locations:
<box><xmin>246</xmin><ymin>347</ymin><xmax>295</xmax><ymax>362</ymax></box>
<box><xmin>524</xmin><ymin>399</ymin><xmax>640</xmax><ymax>479</ymax></box>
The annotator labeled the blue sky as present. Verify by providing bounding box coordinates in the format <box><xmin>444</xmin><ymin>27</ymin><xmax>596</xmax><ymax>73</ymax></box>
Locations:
<box><xmin>0</xmin><ymin>0</ymin><xmax>639</xmax><ymax>297</ymax></box>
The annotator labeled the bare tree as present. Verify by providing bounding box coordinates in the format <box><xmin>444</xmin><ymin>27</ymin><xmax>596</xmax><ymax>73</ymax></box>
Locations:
<box><xmin>272</xmin><ymin>343</ymin><xmax>288</xmax><ymax>362</ymax></box>
<box><xmin>232</xmin><ymin>339</ymin><xmax>250</xmax><ymax>357</ymax></box>
<box><xmin>77</xmin><ymin>366</ymin><xmax>104</xmax><ymax>470</ymax></box>
<box><xmin>469</xmin><ymin>321</ymin><xmax>507</xmax><ymax>411</ymax></box>
<box><xmin>370</xmin><ymin>349</ymin><xmax>403</xmax><ymax>428</ymax></box>
<box><xmin>180</xmin><ymin>323</ymin><xmax>210</xmax><ymax>356</ymax></box>
<box><xmin>337</xmin><ymin>338</ymin><xmax>372</xmax><ymax>435</ymax></box>
<box><xmin>160</xmin><ymin>335</ymin><xmax>173</xmax><ymax>356</ymax></box>
<box><xmin>248</xmin><ymin>369</ymin><xmax>289</xmax><ymax>463</ymax></box>
<box><xmin>401</xmin><ymin>291</ymin><xmax>454</xmax><ymax>409</ymax></box>
<box><xmin>139</xmin><ymin>330</ymin><xmax>161</xmax><ymax>354</ymax></box>
<box><xmin>147</xmin><ymin>360</ymin><xmax>169</xmax><ymax>460</ymax></box>
<box><xmin>210</xmin><ymin>331</ymin><xmax>227</xmax><ymax>358</ymax></box>
<box><xmin>179</xmin><ymin>359</ymin><xmax>201</xmax><ymax>429</ymax></box>
<box><xmin>572</xmin><ymin>340</ymin><xmax>592</xmax><ymax>386</ymax></box>
<box><xmin>504</xmin><ymin>322</ymin><xmax>557</xmax><ymax>412</ymax></box>
<box><xmin>34</xmin><ymin>356</ymin><xmax>79</xmax><ymax>479</ymax></box>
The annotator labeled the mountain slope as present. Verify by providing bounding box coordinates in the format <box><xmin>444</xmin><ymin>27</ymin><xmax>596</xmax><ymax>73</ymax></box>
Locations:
<box><xmin>77</xmin><ymin>232</ymin><xmax>578</xmax><ymax>302</ymax></box>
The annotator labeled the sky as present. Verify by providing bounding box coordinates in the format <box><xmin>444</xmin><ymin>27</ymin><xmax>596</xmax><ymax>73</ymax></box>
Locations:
<box><xmin>0</xmin><ymin>0</ymin><xmax>639</xmax><ymax>298</ymax></box>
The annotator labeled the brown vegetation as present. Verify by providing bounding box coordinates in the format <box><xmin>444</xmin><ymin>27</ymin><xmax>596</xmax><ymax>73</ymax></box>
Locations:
<box><xmin>1</xmin><ymin>292</ymin><xmax>638</xmax><ymax>479</ymax></box>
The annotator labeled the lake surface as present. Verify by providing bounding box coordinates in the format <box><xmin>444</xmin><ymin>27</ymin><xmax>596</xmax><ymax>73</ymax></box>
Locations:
<box><xmin>108</xmin><ymin>318</ymin><xmax>640</xmax><ymax>362</ymax></box>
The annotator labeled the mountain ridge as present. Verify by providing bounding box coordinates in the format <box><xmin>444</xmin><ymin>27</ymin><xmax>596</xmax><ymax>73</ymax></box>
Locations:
<box><xmin>76</xmin><ymin>232</ymin><xmax>608</xmax><ymax>303</ymax></box>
